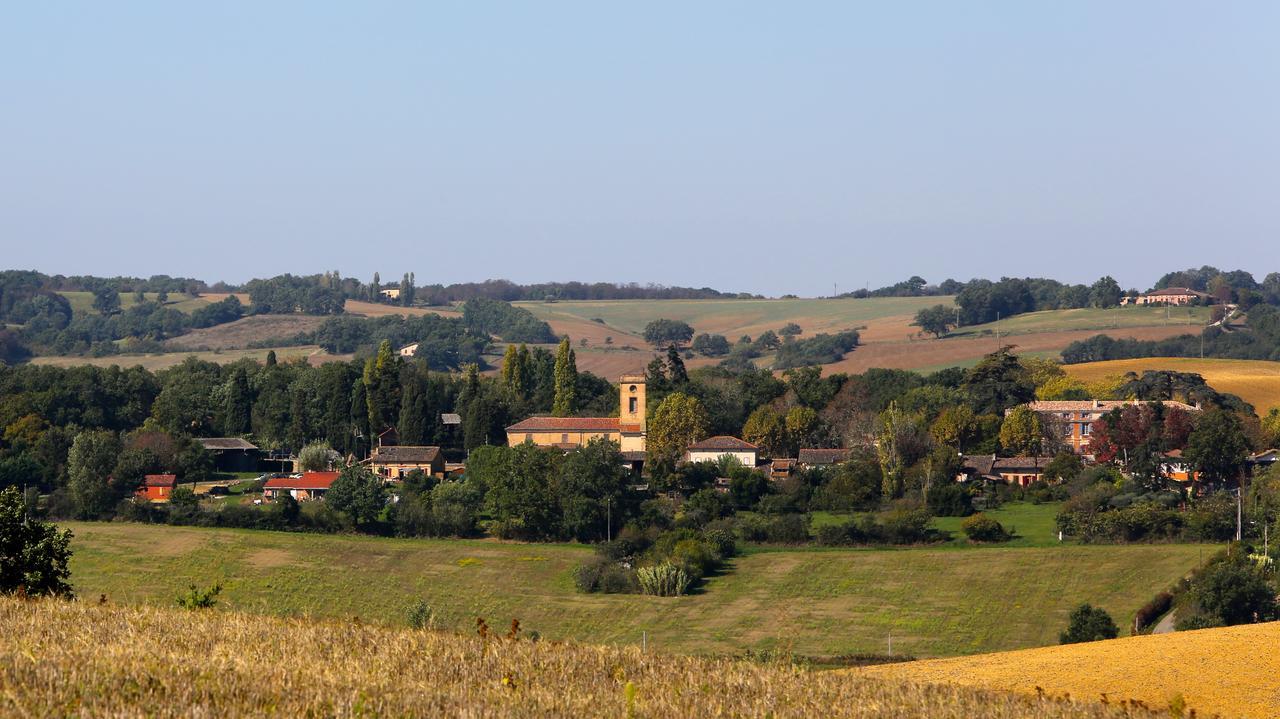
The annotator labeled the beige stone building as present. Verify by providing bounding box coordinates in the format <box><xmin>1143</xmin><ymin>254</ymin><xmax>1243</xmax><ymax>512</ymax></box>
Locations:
<box><xmin>505</xmin><ymin>374</ymin><xmax>647</xmax><ymax>456</ymax></box>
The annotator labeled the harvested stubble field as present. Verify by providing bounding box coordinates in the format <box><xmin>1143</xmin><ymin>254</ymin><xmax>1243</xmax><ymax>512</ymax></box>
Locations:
<box><xmin>857</xmin><ymin>621</ymin><xmax>1280</xmax><ymax>718</ymax></box>
<box><xmin>0</xmin><ymin>597</ymin><xmax>1174</xmax><ymax>718</ymax></box>
<box><xmin>1065</xmin><ymin>357</ymin><xmax>1280</xmax><ymax>415</ymax></box>
<box><xmin>64</xmin><ymin>522</ymin><xmax>1210</xmax><ymax>658</ymax></box>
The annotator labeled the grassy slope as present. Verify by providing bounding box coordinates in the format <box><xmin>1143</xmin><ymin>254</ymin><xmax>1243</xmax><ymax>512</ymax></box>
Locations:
<box><xmin>64</xmin><ymin>521</ymin><xmax>1210</xmax><ymax>658</ymax></box>
<box><xmin>57</xmin><ymin>290</ymin><xmax>211</xmax><ymax>315</ymax></box>
<box><xmin>0</xmin><ymin>598</ymin><xmax>1164</xmax><ymax>719</ymax></box>
<box><xmin>516</xmin><ymin>297</ymin><xmax>949</xmax><ymax>338</ymax></box>
<box><xmin>954</xmin><ymin>306</ymin><xmax>1209</xmax><ymax>337</ymax></box>
<box><xmin>1065</xmin><ymin>357</ymin><xmax>1280</xmax><ymax>414</ymax></box>
<box><xmin>30</xmin><ymin>346</ymin><xmax>350</xmax><ymax>371</ymax></box>
<box><xmin>859</xmin><ymin>621</ymin><xmax>1280</xmax><ymax>719</ymax></box>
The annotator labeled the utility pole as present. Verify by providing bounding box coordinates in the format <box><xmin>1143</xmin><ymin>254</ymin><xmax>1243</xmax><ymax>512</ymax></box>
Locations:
<box><xmin>606</xmin><ymin>497</ymin><xmax>612</xmax><ymax>542</ymax></box>
<box><xmin>1236</xmin><ymin>487</ymin><xmax>1243</xmax><ymax>542</ymax></box>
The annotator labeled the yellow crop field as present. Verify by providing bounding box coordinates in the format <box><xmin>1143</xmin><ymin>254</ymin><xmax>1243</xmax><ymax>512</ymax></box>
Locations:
<box><xmin>0</xmin><ymin>597</ymin><xmax>1172</xmax><ymax>718</ymax></box>
<box><xmin>1065</xmin><ymin>357</ymin><xmax>1280</xmax><ymax>414</ymax></box>
<box><xmin>857</xmin><ymin>621</ymin><xmax>1280</xmax><ymax>718</ymax></box>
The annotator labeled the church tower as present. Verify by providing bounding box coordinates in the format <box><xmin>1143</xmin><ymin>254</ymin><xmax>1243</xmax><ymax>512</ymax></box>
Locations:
<box><xmin>619</xmin><ymin>374</ymin><xmax>646</xmax><ymax>430</ymax></box>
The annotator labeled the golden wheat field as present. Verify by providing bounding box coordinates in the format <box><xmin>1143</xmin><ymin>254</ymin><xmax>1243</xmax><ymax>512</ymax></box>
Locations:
<box><xmin>858</xmin><ymin>621</ymin><xmax>1280</xmax><ymax>719</ymax></box>
<box><xmin>1064</xmin><ymin>357</ymin><xmax>1280</xmax><ymax>414</ymax></box>
<box><xmin>0</xmin><ymin>598</ymin><xmax>1175</xmax><ymax>719</ymax></box>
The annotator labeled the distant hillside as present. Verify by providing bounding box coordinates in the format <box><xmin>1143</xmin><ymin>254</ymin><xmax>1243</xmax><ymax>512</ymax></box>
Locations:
<box><xmin>0</xmin><ymin>597</ymin><xmax>1167</xmax><ymax>718</ymax></box>
<box><xmin>858</xmin><ymin>621</ymin><xmax>1280</xmax><ymax>719</ymax></box>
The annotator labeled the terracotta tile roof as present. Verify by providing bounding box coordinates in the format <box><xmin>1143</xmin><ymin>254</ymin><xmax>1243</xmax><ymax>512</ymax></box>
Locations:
<box><xmin>688</xmin><ymin>436</ymin><xmax>758</xmax><ymax>451</ymax></box>
<box><xmin>196</xmin><ymin>437</ymin><xmax>259</xmax><ymax>451</ymax></box>
<box><xmin>506</xmin><ymin>416</ymin><xmax>622</xmax><ymax>432</ymax></box>
<box><xmin>992</xmin><ymin>457</ymin><xmax>1053</xmax><ymax>471</ymax></box>
<box><xmin>264</xmin><ymin>472</ymin><xmax>339</xmax><ymax>490</ymax></box>
<box><xmin>797</xmin><ymin>448</ymin><xmax>850</xmax><ymax>465</ymax></box>
<box><xmin>143</xmin><ymin>474</ymin><xmax>177</xmax><ymax>487</ymax></box>
<box><xmin>1021</xmin><ymin>400</ymin><xmax>1199</xmax><ymax>414</ymax></box>
<box><xmin>370</xmin><ymin>446</ymin><xmax>441</xmax><ymax>464</ymax></box>
<box><xmin>961</xmin><ymin>455</ymin><xmax>996</xmax><ymax>476</ymax></box>
<box><xmin>1145</xmin><ymin>287</ymin><xmax>1208</xmax><ymax>297</ymax></box>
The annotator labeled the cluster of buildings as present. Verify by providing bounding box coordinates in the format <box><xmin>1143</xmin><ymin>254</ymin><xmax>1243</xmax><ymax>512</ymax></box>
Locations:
<box><xmin>135</xmin><ymin>374</ymin><xmax>1275</xmax><ymax>505</ymax></box>
<box><xmin>1120</xmin><ymin>287</ymin><xmax>1213</xmax><ymax>306</ymax></box>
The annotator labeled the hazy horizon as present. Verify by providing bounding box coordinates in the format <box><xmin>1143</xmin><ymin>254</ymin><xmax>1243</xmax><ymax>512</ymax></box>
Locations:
<box><xmin>4</xmin><ymin>2</ymin><xmax>1278</xmax><ymax>295</ymax></box>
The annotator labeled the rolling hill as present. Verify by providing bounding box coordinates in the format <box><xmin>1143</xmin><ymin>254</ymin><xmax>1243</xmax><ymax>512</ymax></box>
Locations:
<box><xmin>65</xmin><ymin>521</ymin><xmax>1211</xmax><ymax>658</ymax></box>
<box><xmin>0</xmin><ymin>596</ymin><xmax>1169</xmax><ymax>718</ymax></box>
<box><xmin>858</xmin><ymin>621</ymin><xmax>1280</xmax><ymax>718</ymax></box>
<box><xmin>1065</xmin><ymin>357</ymin><xmax>1280</xmax><ymax>414</ymax></box>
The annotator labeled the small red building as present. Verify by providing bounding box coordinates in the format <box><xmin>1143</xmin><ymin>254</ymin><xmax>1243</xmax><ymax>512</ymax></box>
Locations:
<box><xmin>263</xmin><ymin>472</ymin><xmax>340</xmax><ymax>502</ymax></box>
<box><xmin>137</xmin><ymin>474</ymin><xmax>178</xmax><ymax>502</ymax></box>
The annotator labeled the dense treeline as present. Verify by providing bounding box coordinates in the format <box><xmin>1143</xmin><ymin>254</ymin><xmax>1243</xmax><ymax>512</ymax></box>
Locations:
<box><xmin>308</xmin><ymin>314</ymin><xmax>490</xmax><ymax>369</ymax></box>
<box><xmin>460</xmin><ymin>298</ymin><xmax>557</xmax><ymax>343</ymax></box>
<box><xmin>417</xmin><ymin>279</ymin><xmax>758</xmax><ymax>304</ymax></box>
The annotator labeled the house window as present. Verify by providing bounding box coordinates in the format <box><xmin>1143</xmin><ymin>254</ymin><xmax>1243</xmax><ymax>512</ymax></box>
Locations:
<box><xmin>525</xmin><ymin>433</ymin><xmax>532</xmax><ymax>442</ymax></box>
<box><xmin>1082</xmin><ymin>423</ymin><xmax>1092</xmax><ymax>435</ymax></box>
<box><xmin>561</xmin><ymin>434</ymin><xmax>569</xmax><ymax>444</ymax></box>
<box><xmin>629</xmin><ymin>397</ymin><xmax>637</xmax><ymax>414</ymax></box>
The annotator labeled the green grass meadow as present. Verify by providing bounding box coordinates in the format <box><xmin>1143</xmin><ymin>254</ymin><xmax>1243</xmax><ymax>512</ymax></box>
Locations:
<box><xmin>64</xmin><ymin>520</ymin><xmax>1211</xmax><ymax>658</ymax></box>
<box><xmin>57</xmin><ymin>291</ymin><xmax>212</xmax><ymax>315</ymax></box>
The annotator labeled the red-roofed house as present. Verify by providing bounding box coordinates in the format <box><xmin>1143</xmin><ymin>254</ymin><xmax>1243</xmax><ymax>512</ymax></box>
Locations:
<box><xmin>506</xmin><ymin>375</ymin><xmax>647</xmax><ymax>455</ymax></box>
<box><xmin>136</xmin><ymin>474</ymin><xmax>177</xmax><ymax>502</ymax></box>
<box><xmin>263</xmin><ymin>472</ymin><xmax>340</xmax><ymax>502</ymax></box>
<box><xmin>686</xmin><ymin>436</ymin><xmax>759</xmax><ymax>467</ymax></box>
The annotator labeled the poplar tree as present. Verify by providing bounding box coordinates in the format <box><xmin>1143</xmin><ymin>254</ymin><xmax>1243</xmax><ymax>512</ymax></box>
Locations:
<box><xmin>363</xmin><ymin>340</ymin><xmax>403</xmax><ymax>434</ymax></box>
<box><xmin>552</xmin><ymin>337</ymin><xmax>578</xmax><ymax>416</ymax></box>
<box><xmin>223</xmin><ymin>366</ymin><xmax>252</xmax><ymax>435</ymax></box>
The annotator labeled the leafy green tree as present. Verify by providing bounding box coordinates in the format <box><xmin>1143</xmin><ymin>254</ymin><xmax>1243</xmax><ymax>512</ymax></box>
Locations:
<box><xmin>778</xmin><ymin>322</ymin><xmax>803</xmax><ymax>338</ymax></box>
<box><xmin>67</xmin><ymin>430</ymin><xmax>123</xmax><ymax>519</ymax></box>
<box><xmin>811</xmin><ymin>455</ymin><xmax>882</xmax><ymax>511</ymax></box>
<box><xmin>642</xmin><ymin>319</ymin><xmax>695</xmax><ymax>347</ymax></box>
<box><xmin>741</xmin><ymin>406</ymin><xmax>787</xmax><ymax>458</ymax></box>
<box><xmin>475</xmin><ymin>443</ymin><xmax>562</xmax><ymax>540</ymax></box>
<box><xmin>363</xmin><ymin>340</ymin><xmax>403</xmax><ymax>434</ymax></box>
<box><xmin>1059</xmin><ymin>604</ymin><xmax>1119</xmax><ymax>644</ymax></box>
<box><xmin>876</xmin><ymin>402</ymin><xmax>927</xmax><ymax>498</ymax></box>
<box><xmin>1185</xmin><ymin>559</ymin><xmax>1279</xmax><ymax>626</ymax></box>
<box><xmin>326</xmin><ymin>465</ymin><xmax>386</xmax><ymax>526</ymax></box>
<box><xmin>557</xmin><ymin>438</ymin><xmax>630</xmax><ymax>542</ymax></box>
<box><xmin>0</xmin><ymin>486</ymin><xmax>74</xmax><ymax>597</ymax></box>
<box><xmin>930</xmin><ymin>405</ymin><xmax>976</xmax><ymax>451</ymax></box>
<box><xmin>784</xmin><ymin>406</ymin><xmax>822</xmax><ymax>453</ymax></box>
<box><xmin>92</xmin><ymin>287</ymin><xmax>121</xmax><ymax>315</ymax></box>
<box><xmin>912</xmin><ymin>304</ymin><xmax>955</xmax><ymax>338</ymax></box>
<box><xmin>552</xmin><ymin>337</ymin><xmax>578</xmax><ymax>416</ymax></box>
<box><xmin>665</xmin><ymin>344</ymin><xmax>688</xmax><ymax>386</ymax></box>
<box><xmin>999</xmin><ymin>405</ymin><xmax>1045</xmax><ymax>456</ymax></box>
<box><xmin>296</xmin><ymin>441</ymin><xmax>335</xmax><ymax>472</ymax></box>
<box><xmin>690</xmin><ymin>333</ymin><xmax>731</xmax><ymax>356</ymax></box>
<box><xmin>1184</xmin><ymin>409</ymin><xmax>1250</xmax><ymax>487</ymax></box>
<box><xmin>647</xmin><ymin>393</ymin><xmax>711</xmax><ymax>467</ymax></box>
<box><xmin>963</xmin><ymin>347</ymin><xmax>1035</xmax><ymax>415</ymax></box>
<box><xmin>1089</xmin><ymin>276</ymin><xmax>1123</xmax><ymax>308</ymax></box>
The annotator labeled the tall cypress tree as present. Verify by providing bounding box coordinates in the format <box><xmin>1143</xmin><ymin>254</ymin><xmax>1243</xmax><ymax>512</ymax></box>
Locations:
<box><xmin>666</xmin><ymin>344</ymin><xmax>688</xmax><ymax>385</ymax></box>
<box><xmin>223</xmin><ymin>366</ymin><xmax>252</xmax><ymax>435</ymax></box>
<box><xmin>363</xmin><ymin>340</ymin><xmax>402</xmax><ymax>434</ymax></box>
<box><xmin>552</xmin><ymin>337</ymin><xmax>578</xmax><ymax>417</ymax></box>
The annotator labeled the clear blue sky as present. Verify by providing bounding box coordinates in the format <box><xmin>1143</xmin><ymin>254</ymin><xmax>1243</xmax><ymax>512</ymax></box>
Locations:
<box><xmin>3</xmin><ymin>2</ymin><xmax>1278</xmax><ymax>296</ymax></box>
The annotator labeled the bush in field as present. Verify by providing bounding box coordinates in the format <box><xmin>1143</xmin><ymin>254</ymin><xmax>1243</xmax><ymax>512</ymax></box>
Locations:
<box><xmin>962</xmin><ymin>513</ymin><xmax>1011</xmax><ymax>543</ymax></box>
<box><xmin>1059</xmin><ymin>603</ymin><xmax>1118</xmax><ymax>644</ymax></box>
<box><xmin>176</xmin><ymin>583</ymin><xmax>222</xmax><ymax>610</ymax></box>
<box><xmin>637</xmin><ymin>563</ymin><xmax>691</xmax><ymax>597</ymax></box>
<box><xmin>407</xmin><ymin>600</ymin><xmax>434</xmax><ymax>629</ymax></box>
<box><xmin>927</xmin><ymin>483</ymin><xmax>974</xmax><ymax>517</ymax></box>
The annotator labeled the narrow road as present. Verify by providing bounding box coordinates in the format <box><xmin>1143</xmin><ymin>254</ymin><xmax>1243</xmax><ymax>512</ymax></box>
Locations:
<box><xmin>1152</xmin><ymin>609</ymin><xmax>1177</xmax><ymax>634</ymax></box>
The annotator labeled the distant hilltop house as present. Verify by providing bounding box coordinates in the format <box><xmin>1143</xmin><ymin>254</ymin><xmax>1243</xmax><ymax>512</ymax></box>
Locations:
<box><xmin>263</xmin><ymin>471</ymin><xmax>339</xmax><ymax>502</ymax></box>
<box><xmin>1121</xmin><ymin>287</ymin><xmax>1212</xmax><ymax>306</ymax></box>
<box><xmin>195</xmin><ymin>437</ymin><xmax>260</xmax><ymax>473</ymax></box>
<box><xmin>1016</xmin><ymin>400</ymin><xmax>1201</xmax><ymax>454</ymax></box>
<box><xmin>506</xmin><ymin>374</ymin><xmax>647</xmax><ymax>468</ymax></box>
<box><xmin>685</xmin><ymin>436</ymin><xmax>759</xmax><ymax>467</ymax></box>
<box><xmin>135</xmin><ymin>474</ymin><xmax>177</xmax><ymax>502</ymax></box>
<box><xmin>379</xmin><ymin>288</ymin><xmax>401</xmax><ymax>301</ymax></box>
<box><xmin>398</xmin><ymin>343</ymin><xmax>418</xmax><ymax>358</ymax></box>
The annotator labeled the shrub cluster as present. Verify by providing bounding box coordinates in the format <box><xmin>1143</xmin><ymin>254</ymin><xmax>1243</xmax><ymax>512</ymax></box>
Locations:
<box><xmin>575</xmin><ymin>527</ymin><xmax>736</xmax><ymax>596</ymax></box>
<box><xmin>815</xmin><ymin>507</ymin><xmax>944</xmax><ymax>547</ymax></box>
